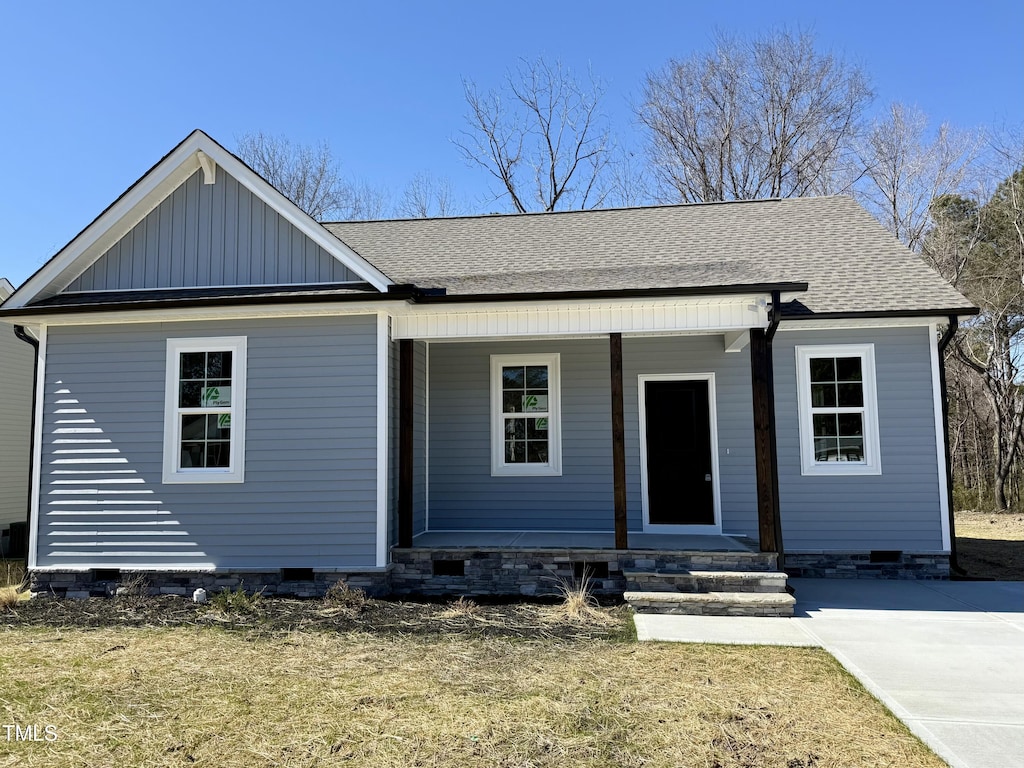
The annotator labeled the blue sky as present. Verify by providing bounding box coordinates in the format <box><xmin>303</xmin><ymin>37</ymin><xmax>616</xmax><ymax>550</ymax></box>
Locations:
<box><xmin>1</xmin><ymin>0</ymin><xmax>1021</xmax><ymax>286</ymax></box>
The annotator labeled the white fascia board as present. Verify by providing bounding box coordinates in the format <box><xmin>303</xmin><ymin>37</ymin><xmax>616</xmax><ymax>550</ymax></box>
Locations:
<box><xmin>392</xmin><ymin>295</ymin><xmax>770</xmax><ymax>340</ymax></box>
<box><xmin>11</xmin><ymin>300</ymin><xmax>410</xmax><ymax>327</ymax></box>
<box><xmin>5</xmin><ymin>131</ymin><xmax>393</xmax><ymax>310</ymax></box>
<box><xmin>7</xmin><ymin>136</ymin><xmax>206</xmax><ymax>309</ymax></box>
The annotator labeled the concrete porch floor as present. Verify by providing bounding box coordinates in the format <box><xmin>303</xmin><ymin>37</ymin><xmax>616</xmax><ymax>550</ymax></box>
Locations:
<box><xmin>409</xmin><ymin>531</ymin><xmax>756</xmax><ymax>552</ymax></box>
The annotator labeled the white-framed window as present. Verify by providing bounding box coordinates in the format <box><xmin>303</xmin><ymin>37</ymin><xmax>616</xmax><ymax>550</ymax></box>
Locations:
<box><xmin>490</xmin><ymin>353</ymin><xmax>561</xmax><ymax>476</ymax></box>
<box><xmin>163</xmin><ymin>337</ymin><xmax>247</xmax><ymax>483</ymax></box>
<box><xmin>795</xmin><ymin>344</ymin><xmax>881</xmax><ymax>476</ymax></box>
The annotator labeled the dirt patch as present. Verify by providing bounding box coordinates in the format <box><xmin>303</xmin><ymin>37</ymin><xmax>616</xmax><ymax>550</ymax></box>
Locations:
<box><xmin>1</xmin><ymin>592</ymin><xmax>635</xmax><ymax>642</ymax></box>
<box><xmin>955</xmin><ymin>509</ymin><xmax>1024</xmax><ymax>580</ymax></box>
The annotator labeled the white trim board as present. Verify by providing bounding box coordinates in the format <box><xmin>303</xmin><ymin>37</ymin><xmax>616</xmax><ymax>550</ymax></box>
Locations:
<box><xmin>375</xmin><ymin>312</ymin><xmax>389</xmax><ymax>567</ymax></box>
<box><xmin>26</xmin><ymin>326</ymin><xmax>47</xmax><ymax>570</ymax></box>
<box><xmin>929</xmin><ymin>323</ymin><xmax>952</xmax><ymax>551</ymax></box>
<box><xmin>637</xmin><ymin>373</ymin><xmax>723</xmax><ymax>535</ymax></box>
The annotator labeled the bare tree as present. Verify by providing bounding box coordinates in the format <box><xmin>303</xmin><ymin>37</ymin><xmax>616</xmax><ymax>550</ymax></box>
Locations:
<box><xmin>856</xmin><ymin>103</ymin><xmax>978</xmax><ymax>251</ymax></box>
<box><xmin>397</xmin><ymin>172</ymin><xmax>463</xmax><ymax>218</ymax></box>
<box><xmin>454</xmin><ymin>57</ymin><xmax>614</xmax><ymax>212</ymax></box>
<box><xmin>637</xmin><ymin>30</ymin><xmax>874</xmax><ymax>202</ymax></box>
<box><xmin>235</xmin><ymin>132</ymin><xmax>389</xmax><ymax>221</ymax></box>
<box><xmin>927</xmin><ymin>155</ymin><xmax>1024</xmax><ymax>510</ymax></box>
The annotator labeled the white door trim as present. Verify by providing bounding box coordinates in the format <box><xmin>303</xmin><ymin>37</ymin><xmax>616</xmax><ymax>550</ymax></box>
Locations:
<box><xmin>638</xmin><ymin>373</ymin><xmax>723</xmax><ymax>534</ymax></box>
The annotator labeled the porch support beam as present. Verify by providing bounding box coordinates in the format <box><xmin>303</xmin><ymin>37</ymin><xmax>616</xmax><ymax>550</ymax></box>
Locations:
<box><xmin>610</xmin><ymin>332</ymin><xmax>628</xmax><ymax>549</ymax></box>
<box><xmin>398</xmin><ymin>338</ymin><xmax>414</xmax><ymax>548</ymax></box>
<box><xmin>750</xmin><ymin>291</ymin><xmax>784</xmax><ymax>560</ymax></box>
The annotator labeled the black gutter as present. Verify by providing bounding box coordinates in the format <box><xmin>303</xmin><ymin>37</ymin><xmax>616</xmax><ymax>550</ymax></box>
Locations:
<box><xmin>782</xmin><ymin>307</ymin><xmax>979</xmax><ymax>320</ymax></box>
<box><xmin>0</xmin><ymin>282</ymin><xmax>810</xmax><ymax>318</ymax></box>
<box><xmin>0</xmin><ymin>287</ymin><xmax>420</xmax><ymax>317</ymax></box>
<box><xmin>937</xmin><ymin>316</ymin><xmax>965</xmax><ymax>577</ymax></box>
<box><xmin>410</xmin><ymin>282</ymin><xmax>809</xmax><ymax>305</ymax></box>
<box><xmin>12</xmin><ymin>326</ymin><xmax>39</xmax><ymax>561</ymax></box>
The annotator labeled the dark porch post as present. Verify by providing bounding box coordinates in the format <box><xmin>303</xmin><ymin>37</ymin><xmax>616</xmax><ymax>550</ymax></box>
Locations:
<box><xmin>398</xmin><ymin>338</ymin><xmax>414</xmax><ymax>548</ymax></box>
<box><xmin>610</xmin><ymin>333</ymin><xmax>628</xmax><ymax>549</ymax></box>
<box><xmin>749</xmin><ymin>297</ymin><xmax>784</xmax><ymax>560</ymax></box>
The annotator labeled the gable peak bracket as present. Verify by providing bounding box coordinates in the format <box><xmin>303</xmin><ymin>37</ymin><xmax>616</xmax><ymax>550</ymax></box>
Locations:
<box><xmin>196</xmin><ymin>151</ymin><xmax>216</xmax><ymax>185</ymax></box>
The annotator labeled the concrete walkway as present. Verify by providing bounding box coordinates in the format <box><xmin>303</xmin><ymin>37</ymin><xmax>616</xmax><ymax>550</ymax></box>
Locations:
<box><xmin>633</xmin><ymin>578</ymin><xmax>1024</xmax><ymax>768</ymax></box>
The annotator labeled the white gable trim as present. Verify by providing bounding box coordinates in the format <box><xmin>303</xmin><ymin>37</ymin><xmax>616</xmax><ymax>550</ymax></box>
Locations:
<box><xmin>4</xmin><ymin>131</ymin><xmax>393</xmax><ymax>309</ymax></box>
<box><xmin>0</xmin><ymin>278</ymin><xmax>14</xmax><ymax>300</ymax></box>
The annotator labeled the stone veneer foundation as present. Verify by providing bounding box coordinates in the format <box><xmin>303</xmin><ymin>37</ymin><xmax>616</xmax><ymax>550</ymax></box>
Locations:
<box><xmin>784</xmin><ymin>552</ymin><xmax>950</xmax><ymax>579</ymax></box>
<box><xmin>29</xmin><ymin>569</ymin><xmax>392</xmax><ymax>600</ymax></box>
<box><xmin>28</xmin><ymin>548</ymin><xmax>948</xmax><ymax>599</ymax></box>
<box><xmin>388</xmin><ymin>547</ymin><xmax>780</xmax><ymax>597</ymax></box>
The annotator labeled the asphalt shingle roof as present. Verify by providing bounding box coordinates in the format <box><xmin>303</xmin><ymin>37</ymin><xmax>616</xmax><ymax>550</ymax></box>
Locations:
<box><xmin>323</xmin><ymin>196</ymin><xmax>974</xmax><ymax>316</ymax></box>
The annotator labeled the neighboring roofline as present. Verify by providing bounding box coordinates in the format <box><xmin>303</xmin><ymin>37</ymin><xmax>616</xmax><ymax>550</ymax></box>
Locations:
<box><xmin>780</xmin><ymin>307</ymin><xmax>980</xmax><ymax>320</ymax></box>
<box><xmin>3</xmin><ymin>130</ymin><xmax>395</xmax><ymax>310</ymax></box>
<box><xmin>407</xmin><ymin>282</ymin><xmax>810</xmax><ymax>305</ymax></box>
<box><xmin>0</xmin><ymin>278</ymin><xmax>14</xmax><ymax>301</ymax></box>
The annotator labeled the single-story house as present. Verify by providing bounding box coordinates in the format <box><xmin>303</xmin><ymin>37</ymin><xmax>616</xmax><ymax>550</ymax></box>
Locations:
<box><xmin>0</xmin><ymin>131</ymin><xmax>976</xmax><ymax>614</ymax></box>
<box><xmin>0</xmin><ymin>277</ymin><xmax>33</xmax><ymax>556</ymax></box>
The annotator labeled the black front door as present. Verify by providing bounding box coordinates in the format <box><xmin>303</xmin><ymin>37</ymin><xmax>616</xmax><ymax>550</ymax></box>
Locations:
<box><xmin>644</xmin><ymin>379</ymin><xmax>715</xmax><ymax>525</ymax></box>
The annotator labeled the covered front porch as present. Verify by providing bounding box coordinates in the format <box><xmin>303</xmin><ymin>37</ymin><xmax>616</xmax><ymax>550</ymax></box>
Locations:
<box><xmin>392</xmin><ymin>289</ymin><xmax>797</xmax><ymax>566</ymax></box>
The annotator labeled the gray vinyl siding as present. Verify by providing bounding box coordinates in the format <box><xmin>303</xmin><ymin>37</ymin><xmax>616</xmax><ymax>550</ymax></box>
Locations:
<box><xmin>0</xmin><ymin>321</ymin><xmax>33</xmax><ymax>530</ymax></box>
<box><xmin>36</xmin><ymin>315</ymin><xmax>380</xmax><ymax>569</ymax></box>
<box><xmin>428</xmin><ymin>339</ymin><xmax>613</xmax><ymax>531</ymax></box>
<box><xmin>66</xmin><ymin>170</ymin><xmax>356</xmax><ymax>292</ymax></box>
<box><xmin>774</xmin><ymin>326</ymin><xmax>944</xmax><ymax>551</ymax></box>
<box><xmin>426</xmin><ymin>336</ymin><xmax>757</xmax><ymax>533</ymax></box>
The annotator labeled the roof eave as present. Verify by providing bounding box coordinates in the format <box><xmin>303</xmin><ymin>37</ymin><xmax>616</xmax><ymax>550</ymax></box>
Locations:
<box><xmin>409</xmin><ymin>282</ymin><xmax>810</xmax><ymax>305</ymax></box>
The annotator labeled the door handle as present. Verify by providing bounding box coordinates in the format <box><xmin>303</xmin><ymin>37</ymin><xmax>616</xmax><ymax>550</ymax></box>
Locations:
<box><xmin>704</xmin><ymin>473</ymin><xmax>711</xmax><ymax>482</ymax></box>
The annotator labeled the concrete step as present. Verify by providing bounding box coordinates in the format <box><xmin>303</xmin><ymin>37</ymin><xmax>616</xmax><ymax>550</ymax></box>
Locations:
<box><xmin>624</xmin><ymin>569</ymin><xmax>789</xmax><ymax>594</ymax></box>
<box><xmin>625</xmin><ymin>590</ymin><xmax>795</xmax><ymax>617</ymax></box>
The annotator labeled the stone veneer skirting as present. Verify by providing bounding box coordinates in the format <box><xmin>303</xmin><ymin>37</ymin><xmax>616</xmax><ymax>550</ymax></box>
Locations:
<box><xmin>784</xmin><ymin>552</ymin><xmax>950</xmax><ymax>579</ymax></box>
<box><xmin>29</xmin><ymin>569</ymin><xmax>392</xmax><ymax>600</ymax></box>
<box><xmin>29</xmin><ymin>549</ymin><xmax>947</xmax><ymax>599</ymax></box>
<box><xmin>389</xmin><ymin>548</ymin><xmax>780</xmax><ymax>596</ymax></box>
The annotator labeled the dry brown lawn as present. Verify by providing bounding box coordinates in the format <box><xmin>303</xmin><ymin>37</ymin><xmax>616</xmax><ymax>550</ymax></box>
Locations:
<box><xmin>0</xmin><ymin>625</ymin><xmax>945</xmax><ymax>768</ymax></box>
<box><xmin>0</xmin><ymin>560</ymin><xmax>28</xmax><ymax>610</ymax></box>
<box><xmin>955</xmin><ymin>509</ymin><xmax>1024</xmax><ymax>580</ymax></box>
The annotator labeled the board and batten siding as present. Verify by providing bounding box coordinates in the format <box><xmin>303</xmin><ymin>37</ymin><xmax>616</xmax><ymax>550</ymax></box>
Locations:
<box><xmin>774</xmin><ymin>325</ymin><xmax>944</xmax><ymax>552</ymax></box>
<box><xmin>0</xmin><ymin>311</ymin><xmax>34</xmax><ymax>531</ymax></box>
<box><xmin>426</xmin><ymin>336</ymin><xmax>758</xmax><ymax>534</ymax></box>
<box><xmin>65</xmin><ymin>169</ymin><xmax>356</xmax><ymax>292</ymax></box>
<box><xmin>36</xmin><ymin>315</ymin><xmax>380</xmax><ymax>569</ymax></box>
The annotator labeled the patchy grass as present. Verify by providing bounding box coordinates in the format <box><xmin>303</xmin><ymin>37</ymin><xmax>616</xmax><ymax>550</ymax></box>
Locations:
<box><xmin>956</xmin><ymin>509</ymin><xmax>1024</xmax><ymax>580</ymax></box>
<box><xmin>0</xmin><ymin>625</ymin><xmax>944</xmax><ymax>768</ymax></box>
<box><xmin>1</xmin><ymin>559</ymin><xmax>29</xmax><ymax>609</ymax></box>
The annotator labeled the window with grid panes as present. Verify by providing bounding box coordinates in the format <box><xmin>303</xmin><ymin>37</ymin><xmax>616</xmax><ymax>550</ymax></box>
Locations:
<box><xmin>163</xmin><ymin>337</ymin><xmax>247</xmax><ymax>483</ymax></box>
<box><xmin>796</xmin><ymin>344</ymin><xmax>880</xmax><ymax>476</ymax></box>
<box><xmin>490</xmin><ymin>354</ymin><xmax>561</xmax><ymax>476</ymax></box>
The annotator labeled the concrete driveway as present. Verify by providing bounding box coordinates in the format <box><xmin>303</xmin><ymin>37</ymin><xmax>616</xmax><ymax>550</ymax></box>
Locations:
<box><xmin>634</xmin><ymin>578</ymin><xmax>1024</xmax><ymax>768</ymax></box>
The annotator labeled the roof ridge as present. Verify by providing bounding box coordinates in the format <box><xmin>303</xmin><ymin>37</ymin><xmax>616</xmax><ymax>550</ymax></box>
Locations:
<box><xmin>322</xmin><ymin>195</ymin><xmax>854</xmax><ymax>226</ymax></box>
